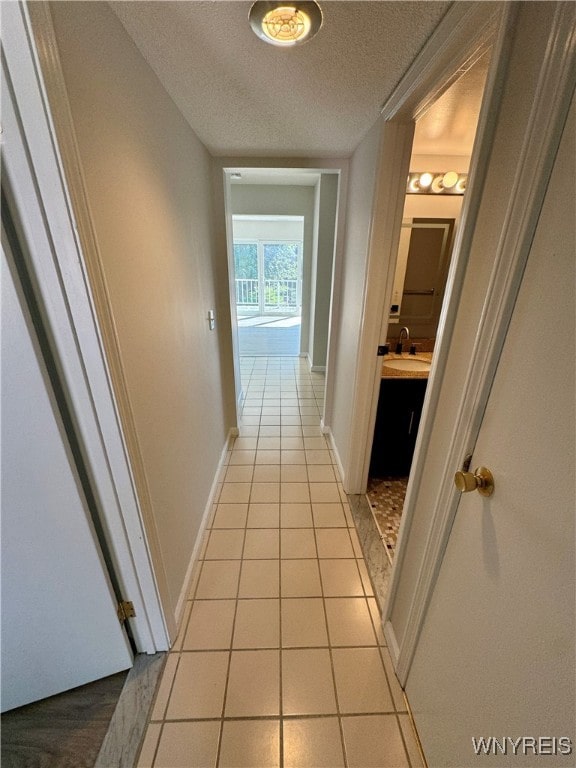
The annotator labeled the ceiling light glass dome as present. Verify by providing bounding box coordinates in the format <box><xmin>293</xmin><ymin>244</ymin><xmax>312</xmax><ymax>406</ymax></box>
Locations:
<box><xmin>249</xmin><ymin>2</ymin><xmax>323</xmax><ymax>47</ymax></box>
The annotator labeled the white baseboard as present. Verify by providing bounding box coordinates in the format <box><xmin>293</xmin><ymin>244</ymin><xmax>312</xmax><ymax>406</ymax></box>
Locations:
<box><xmin>173</xmin><ymin>431</ymin><xmax>232</xmax><ymax>635</ymax></box>
<box><xmin>323</xmin><ymin>425</ymin><xmax>345</xmax><ymax>487</ymax></box>
<box><xmin>384</xmin><ymin>619</ymin><xmax>400</xmax><ymax>667</ymax></box>
<box><xmin>305</xmin><ymin>353</ymin><xmax>326</xmax><ymax>373</ymax></box>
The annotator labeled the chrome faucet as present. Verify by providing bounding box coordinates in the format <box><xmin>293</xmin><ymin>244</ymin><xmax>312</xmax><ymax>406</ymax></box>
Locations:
<box><xmin>396</xmin><ymin>326</ymin><xmax>410</xmax><ymax>354</ymax></box>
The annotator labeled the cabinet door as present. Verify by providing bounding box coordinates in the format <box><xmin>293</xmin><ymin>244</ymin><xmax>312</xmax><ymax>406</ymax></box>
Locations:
<box><xmin>370</xmin><ymin>379</ymin><xmax>427</xmax><ymax>476</ymax></box>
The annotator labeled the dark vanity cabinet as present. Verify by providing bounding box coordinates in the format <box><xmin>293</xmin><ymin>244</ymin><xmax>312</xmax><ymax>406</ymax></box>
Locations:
<box><xmin>370</xmin><ymin>378</ymin><xmax>428</xmax><ymax>477</ymax></box>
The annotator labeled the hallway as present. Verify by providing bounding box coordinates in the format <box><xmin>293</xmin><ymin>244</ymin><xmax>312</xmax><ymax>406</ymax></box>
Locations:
<box><xmin>136</xmin><ymin>357</ymin><xmax>423</xmax><ymax>767</ymax></box>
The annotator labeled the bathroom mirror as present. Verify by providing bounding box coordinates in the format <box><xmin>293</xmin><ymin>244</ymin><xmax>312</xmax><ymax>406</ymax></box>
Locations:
<box><xmin>389</xmin><ymin>217</ymin><xmax>455</xmax><ymax>338</ymax></box>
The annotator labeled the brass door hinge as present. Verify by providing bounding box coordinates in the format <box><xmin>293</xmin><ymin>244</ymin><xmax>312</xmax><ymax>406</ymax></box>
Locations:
<box><xmin>117</xmin><ymin>600</ymin><xmax>136</xmax><ymax>623</ymax></box>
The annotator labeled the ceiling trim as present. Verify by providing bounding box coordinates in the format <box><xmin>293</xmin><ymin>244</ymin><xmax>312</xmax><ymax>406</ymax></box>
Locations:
<box><xmin>381</xmin><ymin>1</ymin><xmax>500</xmax><ymax>123</ymax></box>
<box><xmin>224</xmin><ymin>166</ymin><xmax>330</xmax><ymax>187</ymax></box>
<box><xmin>233</xmin><ymin>214</ymin><xmax>305</xmax><ymax>221</ymax></box>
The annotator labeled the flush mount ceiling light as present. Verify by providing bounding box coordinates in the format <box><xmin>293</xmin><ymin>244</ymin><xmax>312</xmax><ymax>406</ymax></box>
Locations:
<box><xmin>407</xmin><ymin>172</ymin><xmax>468</xmax><ymax>195</ymax></box>
<box><xmin>249</xmin><ymin>2</ymin><xmax>323</xmax><ymax>47</ymax></box>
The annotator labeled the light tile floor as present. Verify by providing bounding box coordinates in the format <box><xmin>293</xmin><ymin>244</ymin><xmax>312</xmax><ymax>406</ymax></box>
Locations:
<box><xmin>137</xmin><ymin>357</ymin><xmax>425</xmax><ymax>768</ymax></box>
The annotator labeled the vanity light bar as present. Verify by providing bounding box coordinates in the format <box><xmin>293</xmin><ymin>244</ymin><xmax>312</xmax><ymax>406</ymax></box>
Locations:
<box><xmin>407</xmin><ymin>172</ymin><xmax>467</xmax><ymax>195</ymax></box>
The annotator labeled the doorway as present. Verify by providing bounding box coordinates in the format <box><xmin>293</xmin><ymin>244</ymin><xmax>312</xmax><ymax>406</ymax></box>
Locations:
<box><xmin>233</xmin><ymin>215</ymin><xmax>304</xmax><ymax>357</ymax></box>
<box><xmin>224</xmin><ymin>168</ymin><xmax>340</xmax><ymax>417</ymax></box>
<box><xmin>366</xmin><ymin>53</ymin><xmax>489</xmax><ymax>562</ymax></box>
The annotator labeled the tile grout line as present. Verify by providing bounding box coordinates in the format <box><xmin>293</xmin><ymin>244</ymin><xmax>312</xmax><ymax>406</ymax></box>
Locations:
<box><xmin>150</xmin><ymin>359</ymin><xmax>418</xmax><ymax>767</ymax></box>
<box><xmin>214</xmin><ymin>442</ymin><xmax>250</xmax><ymax>768</ymax></box>
<box><xmin>164</xmin><ymin>642</ymin><xmax>396</xmax><ymax>655</ymax></box>
<box><xmin>149</xmin><ymin>584</ymin><xmax>191</xmax><ymax>766</ymax></box>
<box><xmin>155</xmin><ymin>710</ymin><xmax>398</xmax><ymax>724</ymax></box>
<box><xmin>278</xmin><ymin>436</ymin><xmax>284</xmax><ymax>768</ymax></box>
<box><xmin>394</xmin><ymin>710</ymin><xmax>415</xmax><ymax>768</ymax></box>
<box><xmin>310</xmin><ymin>492</ymin><xmax>349</xmax><ymax>768</ymax></box>
<box><xmin>241</xmin><ymin>360</ymin><xmax>282</xmax><ymax>766</ymax></box>
<box><xmin>146</xmin><ymin>487</ymin><xmax>220</xmax><ymax>765</ymax></box>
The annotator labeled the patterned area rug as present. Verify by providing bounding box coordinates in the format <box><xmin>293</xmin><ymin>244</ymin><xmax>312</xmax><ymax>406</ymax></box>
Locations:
<box><xmin>366</xmin><ymin>477</ymin><xmax>408</xmax><ymax>560</ymax></box>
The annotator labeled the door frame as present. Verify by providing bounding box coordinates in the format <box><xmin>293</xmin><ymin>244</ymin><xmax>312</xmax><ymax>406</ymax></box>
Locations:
<box><xmin>389</xmin><ymin>1</ymin><xmax>576</xmax><ymax>685</ymax></box>
<box><xmin>344</xmin><ymin>2</ymin><xmax>574</xmax><ymax>685</ymax></box>
<box><xmin>369</xmin><ymin>1</ymin><xmax>575</xmax><ymax>685</ymax></box>
<box><xmin>404</xmin><ymin>88</ymin><xmax>575</xmax><ymax>764</ymax></box>
<box><xmin>344</xmin><ymin>0</ymin><xmax>501</xmax><ymax>491</ymax></box>
<box><xmin>221</xmin><ymin>166</ymin><xmax>346</xmax><ymax>427</ymax></box>
<box><xmin>3</xmin><ymin>1</ymin><xmax>169</xmax><ymax>651</ymax></box>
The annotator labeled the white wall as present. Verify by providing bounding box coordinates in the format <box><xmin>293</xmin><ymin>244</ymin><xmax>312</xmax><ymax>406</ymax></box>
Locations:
<box><xmin>402</xmin><ymin>195</ymin><xmax>463</xmax><ymax>224</ymax></box>
<box><xmin>309</xmin><ymin>174</ymin><xmax>339</xmax><ymax>369</ymax></box>
<box><xmin>50</xmin><ymin>1</ymin><xmax>232</xmax><ymax>634</ymax></box>
<box><xmin>233</xmin><ymin>217</ymin><xmax>304</xmax><ymax>242</ymax></box>
<box><xmin>328</xmin><ymin>121</ymin><xmax>383</xmax><ymax>475</ymax></box>
<box><xmin>410</xmin><ymin>153</ymin><xmax>470</xmax><ymax>173</ymax></box>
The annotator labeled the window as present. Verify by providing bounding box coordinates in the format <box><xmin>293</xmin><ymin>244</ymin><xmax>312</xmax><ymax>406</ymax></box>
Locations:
<box><xmin>234</xmin><ymin>240</ymin><xmax>302</xmax><ymax>315</ymax></box>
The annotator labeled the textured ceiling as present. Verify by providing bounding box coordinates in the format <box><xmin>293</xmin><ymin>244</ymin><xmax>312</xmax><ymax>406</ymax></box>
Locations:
<box><xmin>109</xmin><ymin>1</ymin><xmax>451</xmax><ymax>158</ymax></box>
<box><xmin>413</xmin><ymin>52</ymin><xmax>489</xmax><ymax>157</ymax></box>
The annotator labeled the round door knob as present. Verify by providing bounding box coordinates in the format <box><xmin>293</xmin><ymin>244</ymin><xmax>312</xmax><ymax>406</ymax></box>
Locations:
<box><xmin>454</xmin><ymin>470</ymin><xmax>477</xmax><ymax>493</ymax></box>
<box><xmin>454</xmin><ymin>466</ymin><xmax>494</xmax><ymax>497</ymax></box>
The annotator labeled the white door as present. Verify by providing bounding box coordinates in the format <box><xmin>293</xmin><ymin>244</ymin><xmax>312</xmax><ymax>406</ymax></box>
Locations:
<box><xmin>404</xmin><ymin>99</ymin><xmax>575</xmax><ymax>764</ymax></box>
<box><xmin>1</xmin><ymin>241</ymin><xmax>133</xmax><ymax>713</ymax></box>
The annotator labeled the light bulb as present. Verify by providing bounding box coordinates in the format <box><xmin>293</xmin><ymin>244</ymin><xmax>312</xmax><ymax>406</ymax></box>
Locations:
<box><xmin>419</xmin><ymin>172</ymin><xmax>433</xmax><ymax>188</ymax></box>
<box><xmin>442</xmin><ymin>171</ymin><xmax>459</xmax><ymax>189</ymax></box>
<box><xmin>431</xmin><ymin>176</ymin><xmax>444</xmax><ymax>194</ymax></box>
<box><xmin>456</xmin><ymin>177</ymin><xmax>467</xmax><ymax>193</ymax></box>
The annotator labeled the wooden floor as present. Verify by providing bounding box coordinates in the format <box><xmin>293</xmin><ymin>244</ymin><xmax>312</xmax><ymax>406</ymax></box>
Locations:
<box><xmin>1</xmin><ymin>671</ymin><xmax>128</xmax><ymax>768</ymax></box>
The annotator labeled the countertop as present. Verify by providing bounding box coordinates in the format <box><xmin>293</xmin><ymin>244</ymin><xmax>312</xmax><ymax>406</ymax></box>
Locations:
<box><xmin>381</xmin><ymin>352</ymin><xmax>433</xmax><ymax>379</ymax></box>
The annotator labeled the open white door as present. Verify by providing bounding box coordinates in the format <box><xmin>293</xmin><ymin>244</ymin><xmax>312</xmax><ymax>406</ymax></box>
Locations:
<box><xmin>1</xmin><ymin>239</ymin><xmax>133</xmax><ymax>713</ymax></box>
<box><xmin>405</xmin><ymin>94</ymin><xmax>575</xmax><ymax>766</ymax></box>
<box><xmin>2</xmin><ymin>0</ymin><xmax>168</xmax><ymax>654</ymax></box>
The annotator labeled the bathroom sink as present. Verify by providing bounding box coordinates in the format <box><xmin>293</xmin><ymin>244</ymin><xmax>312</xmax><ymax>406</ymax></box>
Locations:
<box><xmin>383</xmin><ymin>357</ymin><xmax>431</xmax><ymax>372</ymax></box>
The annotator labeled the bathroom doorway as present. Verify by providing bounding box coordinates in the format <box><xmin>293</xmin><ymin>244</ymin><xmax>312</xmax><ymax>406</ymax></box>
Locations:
<box><xmin>366</xmin><ymin>54</ymin><xmax>489</xmax><ymax>561</ymax></box>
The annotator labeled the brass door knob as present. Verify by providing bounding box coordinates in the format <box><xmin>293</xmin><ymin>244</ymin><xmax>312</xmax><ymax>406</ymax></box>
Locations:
<box><xmin>454</xmin><ymin>466</ymin><xmax>494</xmax><ymax>497</ymax></box>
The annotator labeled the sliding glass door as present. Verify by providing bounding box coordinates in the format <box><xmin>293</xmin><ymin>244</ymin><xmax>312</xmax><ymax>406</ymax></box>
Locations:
<box><xmin>234</xmin><ymin>240</ymin><xmax>302</xmax><ymax>316</ymax></box>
